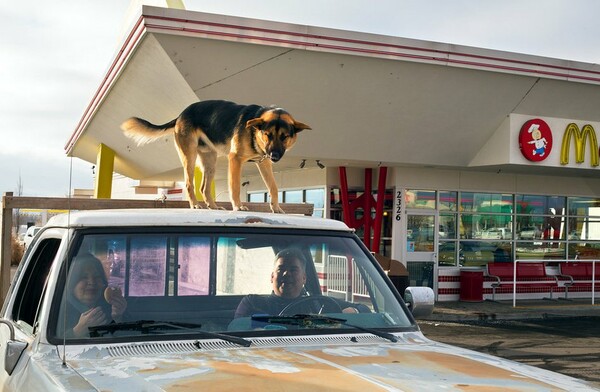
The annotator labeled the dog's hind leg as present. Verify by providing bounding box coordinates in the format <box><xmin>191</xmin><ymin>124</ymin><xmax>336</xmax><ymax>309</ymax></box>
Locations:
<box><xmin>174</xmin><ymin>133</ymin><xmax>201</xmax><ymax>209</ymax></box>
<box><xmin>228</xmin><ymin>153</ymin><xmax>248</xmax><ymax>211</ymax></box>
<box><xmin>256</xmin><ymin>159</ymin><xmax>284</xmax><ymax>213</ymax></box>
<box><xmin>197</xmin><ymin>151</ymin><xmax>221</xmax><ymax>209</ymax></box>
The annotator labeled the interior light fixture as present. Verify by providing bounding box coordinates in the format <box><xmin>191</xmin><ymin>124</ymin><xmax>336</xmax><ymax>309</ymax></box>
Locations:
<box><xmin>316</xmin><ymin>160</ymin><xmax>325</xmax><ymax>169</ymax></box>
<box><xmin>299</xmin><ymin>159</ymin><xmax>306</xmax><ymax>168</ymax></box>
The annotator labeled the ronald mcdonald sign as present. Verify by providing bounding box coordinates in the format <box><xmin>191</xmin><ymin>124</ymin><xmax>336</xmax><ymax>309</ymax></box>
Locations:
<box><xmin>519</xmin><ymin>118</ymin><xmax>600</xmax><ymax>168</ymax></box>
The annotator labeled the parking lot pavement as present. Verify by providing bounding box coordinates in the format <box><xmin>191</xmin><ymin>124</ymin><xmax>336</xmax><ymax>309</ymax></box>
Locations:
<box><xmin>419</xmin><ymin>315</ymin><xmax>600</xmax><ymax>387</ymax></box>
<box><xmin>423</xmin><ymin>298</ymin><xmax>600</xmax><ymax>322</ymax></box>
<box><xmin>420</xmin><ymin>299</ymin><xmax>600</xmax><ymax>387</ymax></box>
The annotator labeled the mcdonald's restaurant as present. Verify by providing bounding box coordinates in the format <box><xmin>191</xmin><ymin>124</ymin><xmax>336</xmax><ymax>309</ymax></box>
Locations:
<box><xmin>69</xmin><ymin>5</ymin><xmax>600</xmax><ymax>302</ymax></box>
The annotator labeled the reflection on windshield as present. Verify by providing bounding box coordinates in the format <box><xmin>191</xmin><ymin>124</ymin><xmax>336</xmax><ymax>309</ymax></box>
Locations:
<box><xmin>54</xmin><ymin>230</ymin><xmax>412</xmax><ymax>341</ymax></box>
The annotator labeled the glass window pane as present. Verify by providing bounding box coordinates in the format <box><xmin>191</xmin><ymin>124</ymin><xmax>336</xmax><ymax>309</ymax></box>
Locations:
<box><xmin>461</xmin><ymin>192</ymin><xmax>512</xmax><ymax>213</ymax></box>
<box><xmin>462</xmin><ymin>214</ymin><xmax>512</xmax><ymax>239</ymax></box>
<box><xmin>405</xmin><ymin>190</ymin><xmax>436</xmax><ymax>209</ymax></box>
<box><xmin>570</xmin><ymin>217</ymin><xmax>600</xmax><ymax>240</ymax></box>
<box><xmin>284</xmin><ymin>190</ymin><xmax>303</xmax><ymax>203</ymax></box>
<box><xmin>461</xmin><ymin>241</ymin><xmax>512</xmax><ymax>266</ymax></box>
<box><xmin>569</xmin><ymin>197</ymin><xmax>600</xmax><ymax>216</ymax></box>
<box><xmin>569</xmin><ymin>242</ymin><xmax>600</xmax><ymax>259</ymax></box>
<box><xmin>438</xmin><ymin>241</ymin><xmax>457</xmax><ymax>266</ymax></box>
<box><xmin>441</xmin><ymin>241</ymin><xmax>512</xmax><ymax>267</ymax></box>
<box><xmin>107</xmin><ymin>238</ymin><xmax>126</xmax><ymax>291</ymax></box>
<box><xmin>248</xmin><ymin>193</ymin><xmax>265</xmax><ymax>202</ymax></box>
<box><xmin>480</xmin><ymin>227</ymin><xmax>512</xmax><ymax>240</ymax></box>
<box><xmin>129</xmin><ymin>236</ymin><xmax>167</xmax><ymax>297</ymax></box>
<box><xmin>439</xmin><ymin>191</ymin><xmax>457</xmax><ymax>211</ymax></box>
<box><xmin>216</xmin><ymin>236</ymin><xmax>275</xmax><ymax>295</ymax></box>
<box><xmin>439</xmin><ymin>214</ymin><xmax>457</xmax><ymax>240</ymax></box>
<box><xmin>515</xmin><ymin>217</ymin><xmax>545</xmax><ymax>240</ymax></box>
<box><xmin>516</xmin><ymin>194</ymin><xmax>565</xmax><ymax>215</ymax></box>
<box><xmin>516</xmin><ymin>242</ymin><xmax>565</xmax><ymax>260</ymax></box>
<box><xmin>178</xmin><ymin>237</ymin><xmax>210</xmax><ymax>296</ymax></box>
<box><xmin>305</xmin><ymin>189</ymin><xmax>324</xmax><ymax>209</ymax></box>
<box><xmin>407</xmin><ymin>214</ymin><xmax>434</xmax><ymax>251</ymax></box>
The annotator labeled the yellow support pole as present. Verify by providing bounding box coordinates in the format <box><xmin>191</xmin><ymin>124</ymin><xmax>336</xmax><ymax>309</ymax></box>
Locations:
<box><xmin>194</xmin><ymin>167</ymin><xmax>215</xmax><ymax>202</ymax></box>
<box><xmin>166</xmin><ymin>0</ymin><xmax>186</xmax><ymax>9</ymax></box>
<box><xmin>94</xmin><ymin>144</ymin><xmax>115</xmax><ymax>199</ymax></box>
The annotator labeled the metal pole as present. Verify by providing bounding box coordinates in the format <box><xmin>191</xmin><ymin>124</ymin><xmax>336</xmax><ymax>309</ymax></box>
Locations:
<box><xmin>363</xmin><ymin>168</ymin><xmax>372</xmax><ymax>249</ymax></box>
<box><xmin>513</xmin><ymin>259</ymin><xmax>517</xmax><ymax>308</ymax></box>
<box><xmin>1</xmin><ymin>192</ymin><xmax>14</xmax><ymax>305</ymax></box>
<box><xmin>593</xmin><ymin>261</ymin><xmax>596</xmax><ymax>305</ymax></box>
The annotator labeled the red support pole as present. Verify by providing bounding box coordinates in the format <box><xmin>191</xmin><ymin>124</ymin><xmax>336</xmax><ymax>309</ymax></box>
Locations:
<box><xmin>363</xmin><ymin>168</ymin><xmax>372</xmax><ymax>249</ymax></box>
<box><xmin>372</xmin><ymin>166</ymin><xmax>387</xmax><ymax>254</ymax></box>
<box><xmin>338</xmin><ymin>167</ymin><xmax>352</xmax><ymax>226</ymax></box>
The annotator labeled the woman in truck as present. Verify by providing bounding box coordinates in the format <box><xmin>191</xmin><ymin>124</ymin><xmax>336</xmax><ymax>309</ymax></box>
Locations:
<box><xmin>61</xmin><ymin>253</ymin><xmax>127</xmax><ymax>338</ymax></box>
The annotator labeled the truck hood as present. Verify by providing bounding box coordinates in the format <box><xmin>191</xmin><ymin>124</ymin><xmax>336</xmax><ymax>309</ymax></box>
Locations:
<box><xmin>47</xmin><ymin>332</ymin><xmax>592</xmax><ymax>391</ymax></box>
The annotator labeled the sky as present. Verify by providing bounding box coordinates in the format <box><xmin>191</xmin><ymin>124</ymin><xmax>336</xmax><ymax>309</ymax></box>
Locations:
<box><xmin>1</xmin><ymin>0</ymin><xmax>600</xmax><ymax>197</ymax></box>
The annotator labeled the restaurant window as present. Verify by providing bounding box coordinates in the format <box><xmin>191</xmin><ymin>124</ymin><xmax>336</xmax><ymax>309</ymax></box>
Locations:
<box><xmin>248</xmin><ymin>193</ymin><xmax>265</xmax><ymax>203</ymax></box>
<box><xmin>514</xmin><ymin>195</ymin><xmax>566</xmax><ymax>261</ymax></box>
<box><xmin>329</xmin><ymin>188</ymin><xmax>394</xmax><ymax>256</ymax></box>
<box><xmin>248</xmin><ymin>188</ymin><xmax>325</xmax><ymax>217</ymax></box>
<box><xmin>460</xmin><ymin>192</ymin><xmax>512</xmax><ymax>240</ymax></box>
<box><xmin>567</xmin><ymin>196</ymin><xmax>600</xmax><ymax>259</ymax></box>
<box><xmin>405</xmin><ymin>189</ymin><xmax>436</xmax><ymax>209</ymax></box>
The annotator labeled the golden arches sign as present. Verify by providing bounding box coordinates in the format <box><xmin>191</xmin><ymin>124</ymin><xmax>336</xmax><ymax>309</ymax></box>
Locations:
<box><xmin>560</xmin><ymin>123</ymin><xmax>599</xmax><ymax>167</ymax></box>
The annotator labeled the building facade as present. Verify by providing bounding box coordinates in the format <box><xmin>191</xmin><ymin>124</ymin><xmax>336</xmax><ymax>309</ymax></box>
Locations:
<box><xmin>67</xmin><ymin>5</ymin><xmax>600</xmax><ymax>301</ymax></box>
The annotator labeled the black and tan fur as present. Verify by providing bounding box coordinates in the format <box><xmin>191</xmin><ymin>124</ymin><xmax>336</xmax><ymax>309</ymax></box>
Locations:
<box><xmin>121</xmin><ymin>100</ymin><xmax>311</xmax><ymax>213</ymax></box>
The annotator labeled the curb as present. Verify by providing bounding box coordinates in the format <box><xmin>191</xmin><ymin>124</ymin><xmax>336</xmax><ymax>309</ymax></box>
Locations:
<box><xmin>422</xmin><ymin>309</ymin><xmax>600</xmax><ymax>323</ymax></box>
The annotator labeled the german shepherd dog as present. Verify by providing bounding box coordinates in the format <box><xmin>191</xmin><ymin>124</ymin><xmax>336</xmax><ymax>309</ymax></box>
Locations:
<box><xmin>121</xmin><ymin>100</ymin><xmax>311</xmax><ymax>213</ymax></box>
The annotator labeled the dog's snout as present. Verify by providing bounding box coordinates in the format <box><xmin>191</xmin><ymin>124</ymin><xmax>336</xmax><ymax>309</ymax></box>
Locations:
<box><xmin>270</xmin><ymin>151</ymin><xmax>283</xmax><ymax>162</ymax></box>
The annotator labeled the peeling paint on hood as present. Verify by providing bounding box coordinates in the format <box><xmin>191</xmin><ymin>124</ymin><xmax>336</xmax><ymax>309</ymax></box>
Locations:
<box><xmin>44</xmin><ymin>333</ymin><xmax>595</xmax><ymax>391</ymax></box>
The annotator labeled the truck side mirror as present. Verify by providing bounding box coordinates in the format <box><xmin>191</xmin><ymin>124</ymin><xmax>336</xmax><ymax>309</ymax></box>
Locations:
<box><xmin>404</xmin><ymin>287</ymin><xmax>434</xmax><ymax>319</ymax></box>
<box><xmin>0</xmin><ymin>320</ymin><xmax>28</xmax><ymax>375</ymax></box>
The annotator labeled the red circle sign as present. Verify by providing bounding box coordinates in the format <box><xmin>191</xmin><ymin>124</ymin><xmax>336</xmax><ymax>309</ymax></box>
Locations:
<box><xmin>519</xmin><ymin>119</ymin><xmax>553</xmax><ymax>162</ymax></box>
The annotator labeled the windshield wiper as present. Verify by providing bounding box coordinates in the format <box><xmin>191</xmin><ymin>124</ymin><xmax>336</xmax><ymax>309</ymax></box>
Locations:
<box><xmin>88</xmin><ymin>320</ymin><xmax>252</xmax><ymax>347</ymax></box>
<box><xmin>251</xmin><ymin>314</ymin><xmax>398</xmax><ymax>343</ymax></box>
<box><xmin>89</xmin><ymin>320</ymin><xmax>202</xmax><ymax>336</ymax></box>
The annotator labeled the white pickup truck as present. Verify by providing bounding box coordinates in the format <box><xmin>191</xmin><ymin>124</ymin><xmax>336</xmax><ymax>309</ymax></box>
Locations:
<box><xmin>0</xmin><ymin>209</ymin><xmax>595</xmax><ymax>391</ymax></box>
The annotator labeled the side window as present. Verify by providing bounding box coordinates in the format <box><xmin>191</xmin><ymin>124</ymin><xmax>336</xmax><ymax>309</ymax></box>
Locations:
<box><xmin>177</xmin><ymin>237</ymin><xmax>210</xmax><ymax>295</ymax></box>
<box><xmin>76</xmin><ymin>234</ymin><xmax>212</xmax><ymax>298</ymax></box>
<box><xmin>215</xmin><ymin>237</ymin><xmax>275</xmax><ymax>295</ymax></box>
<box><xmin>11</xmin><ymin>238</ymin><xmax>61</xmax><ymax>333</ymax></box>
<box><xmin>129</xmin><ymin>236</ymin><xmax>168</xmax><ymax>297</ymax></box>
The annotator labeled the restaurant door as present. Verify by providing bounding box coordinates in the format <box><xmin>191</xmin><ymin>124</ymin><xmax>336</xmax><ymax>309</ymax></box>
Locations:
<box><xmin>405</xmin><ymin>210</ymin><xmax>438</xmax><ymax>291</ymax></box>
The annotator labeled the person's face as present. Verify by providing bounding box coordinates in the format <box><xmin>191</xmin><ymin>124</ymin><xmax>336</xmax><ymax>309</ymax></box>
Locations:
<box><xmin>271</xmin><ymin>257</ymin><xmax>306</xmax><ymax>299</ymax></box>
<box><xmin>73</xmin><ymin>264</ymin><xmax>105</xmax><ymax>307</ymax></box>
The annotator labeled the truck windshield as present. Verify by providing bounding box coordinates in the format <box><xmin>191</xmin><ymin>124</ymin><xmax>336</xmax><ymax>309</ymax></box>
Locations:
<box><xmin>51</xmin><ymin>229</ymin><xmax>413</xmax><ymax>342</ymax></box>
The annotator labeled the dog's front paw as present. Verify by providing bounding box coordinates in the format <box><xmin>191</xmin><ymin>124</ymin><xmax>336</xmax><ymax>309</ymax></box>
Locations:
<box><xmin>233</xmin><ymin>204</ymin><xmax>250</xmax><ymax>211</ymax></box>
<box><xmin>270</xmin><ymin>204</ymin><xmax>285</xmax><ymax>214</ymax></box>
<box><xmin>192</xmin><ymin>203</ymin><xmax>204</xmax><ymax>209</ymax></box>
<box><xmin>204</xmin><ymin>202</ymin><xmax>223</xmax><ymax>210</ymax></box>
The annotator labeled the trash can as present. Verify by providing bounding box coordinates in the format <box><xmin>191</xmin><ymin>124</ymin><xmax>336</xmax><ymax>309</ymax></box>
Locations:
<box><xmin>459</xmin><ymin>268</ymin><xmax>484</xmax><ymax>302</ymax></box>
<box><xmin>373</xmin><ymin>253</ymin><xmax>409</xmax><ymax>298</ymax></box>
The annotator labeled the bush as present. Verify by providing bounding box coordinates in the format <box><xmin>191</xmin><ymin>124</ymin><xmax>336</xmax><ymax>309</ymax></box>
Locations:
<box><xmin>11</xmin><ymin>233</ymin><xmax>24</xmax><ymax>266</ymax></box>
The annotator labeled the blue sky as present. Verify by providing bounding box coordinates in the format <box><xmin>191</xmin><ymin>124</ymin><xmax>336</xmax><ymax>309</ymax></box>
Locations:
<box><xmin>1</xmin><ymin>0</ymin><xmax>599</xmax><ymax>196</ymax></box>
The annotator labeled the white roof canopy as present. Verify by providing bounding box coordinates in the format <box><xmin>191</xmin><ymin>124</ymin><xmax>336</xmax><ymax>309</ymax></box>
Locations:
<box><xmin>66</xmin><ymin>6</ymin><xmax>600</xmax><ymax>182</ymax></box>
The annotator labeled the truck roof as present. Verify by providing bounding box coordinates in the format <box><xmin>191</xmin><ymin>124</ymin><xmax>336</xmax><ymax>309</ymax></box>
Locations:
<box><xmin>45</xmin><ymin>209</ymin><xmax>352</xmax><ymax>232</ymax></box>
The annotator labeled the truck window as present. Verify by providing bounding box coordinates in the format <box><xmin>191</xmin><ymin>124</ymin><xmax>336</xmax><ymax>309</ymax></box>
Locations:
<box><xmin>11</xmin><ymin>238</ymin><xmax>61</xmax><ymax>333</ymax></box>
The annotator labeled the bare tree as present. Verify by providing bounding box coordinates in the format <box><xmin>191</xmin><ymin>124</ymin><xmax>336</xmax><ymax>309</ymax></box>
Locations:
<box><xmin>13</xmin><ymin>173</ymin><xmax>23</xmax><ymax>236</ymax></box>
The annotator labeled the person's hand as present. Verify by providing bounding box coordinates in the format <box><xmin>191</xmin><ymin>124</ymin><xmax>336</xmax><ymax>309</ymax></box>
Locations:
<box><xmin>73</xmin><ymin>307</ymin><xmax>109</xmax><ymax>337</ymax></box>
<box><xmin>105</xmin><ymin>287</ymin><xmax>127</xmax><ymax>321</ymax></box>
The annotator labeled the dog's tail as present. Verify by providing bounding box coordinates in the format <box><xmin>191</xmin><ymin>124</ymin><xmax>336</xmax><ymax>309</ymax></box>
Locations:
<box><xmin>121</xmin><ymin>117</ymin><xmax>177</xmax><ymax>145</ymax></box>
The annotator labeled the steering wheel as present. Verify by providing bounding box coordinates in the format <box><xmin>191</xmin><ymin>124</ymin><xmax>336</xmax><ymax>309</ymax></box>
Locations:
<box><xmin>278</xmin><ymin>296</ymin><xmax>344</xmax><ymax>316</ymax></box>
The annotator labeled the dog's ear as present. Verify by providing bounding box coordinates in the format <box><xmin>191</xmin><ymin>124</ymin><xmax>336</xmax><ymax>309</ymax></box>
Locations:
<box><xmin>246</xmin><ymin>118</ymin><xmax>265</xmax><ymax>130</ymax></box>
<box><xmin>293</xmin><ymin>121</ymin><xmax>312</xmax><ymax>132</ymax></box>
